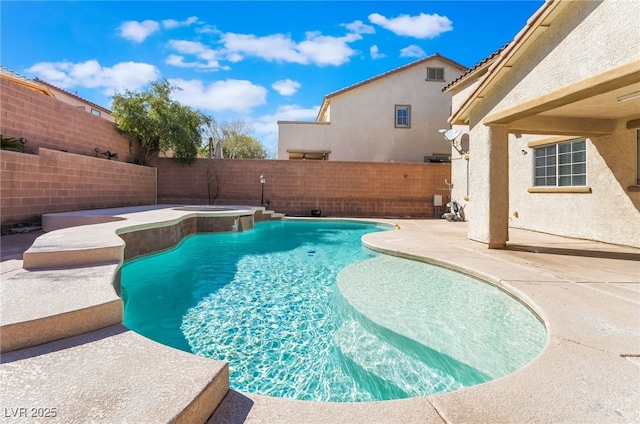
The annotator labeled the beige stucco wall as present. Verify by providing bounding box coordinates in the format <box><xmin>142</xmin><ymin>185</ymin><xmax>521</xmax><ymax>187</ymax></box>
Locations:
<box><xmin>483</xmin><ymin>0</ymin><xmax>639</xmax><ymax>114</ymax></box>
<box><xmin>49</xmin><ymin>88</ymin><xmax>115</xmax><ymax>122</ymax></box>
<box><xmin>449</xmin><ymin>126</ymin><xmax>471</xmax><ymax>213</ymax></box>
<box><xmin>278</xmin><ymin>57</ymin><xmax>464</xmax><ymax>162</ymax></box>
<box><xmin>508</xmin><ymin>123</ymin><xmax>640</xmax><ymax>247</ymax></box>
<box><xmin>453</xmin><ymin>0</ymin><xmax>640</xmax><ymax>247</ymax></box>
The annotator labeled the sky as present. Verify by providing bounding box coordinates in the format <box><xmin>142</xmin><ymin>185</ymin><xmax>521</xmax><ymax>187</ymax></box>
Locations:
<box><xmin>1</xmin><ymin>1</ymin><xmax>543</xmax><ymax>157</ymax></box>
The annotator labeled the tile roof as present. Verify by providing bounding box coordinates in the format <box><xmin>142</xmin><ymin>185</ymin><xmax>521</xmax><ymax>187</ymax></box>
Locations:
<box><xmin>441</xmin><ymin>44</ymin><xmax>509</xmax><ymax>93</ymax></box>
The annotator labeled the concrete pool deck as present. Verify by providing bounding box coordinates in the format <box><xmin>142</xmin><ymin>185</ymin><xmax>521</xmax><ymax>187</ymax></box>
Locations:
<box><xmin>1</xmin><ymin>209</ymin><xmax>639</xmax><ymax>423</ymax></box>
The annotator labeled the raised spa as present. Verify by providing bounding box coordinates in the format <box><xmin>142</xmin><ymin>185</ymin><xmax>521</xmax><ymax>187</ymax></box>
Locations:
<box><xmin>120</xmin><ymin>220</ymin><xmax>545</xmax><ymax>402</ymax></box>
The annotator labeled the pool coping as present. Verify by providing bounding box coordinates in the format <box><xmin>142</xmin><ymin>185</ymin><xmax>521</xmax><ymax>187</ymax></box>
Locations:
<box><xmin>1</xmin><ymin>208</ymin><xmax>639</xmax><ymax>423</ymax></box>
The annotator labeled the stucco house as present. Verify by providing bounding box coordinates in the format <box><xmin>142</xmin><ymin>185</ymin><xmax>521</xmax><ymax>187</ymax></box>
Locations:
<box><xmin>277</xmin><ymin>54</ymin><xmax>467</xmax><ymax>162</ymax></box>
<box><xmin>444</xmin><ymin>0</ymin><xmax>640</xmax><ymax>248</ymax></box>
<box><xmin>0</xmin><ymin>66</ymin><xmax>114</xmax><ymax>122</ymax></box>
<box><xmin>34</xmin><ymin>78</ymin><xmax>115</xmax><ymax>122</ymax></box>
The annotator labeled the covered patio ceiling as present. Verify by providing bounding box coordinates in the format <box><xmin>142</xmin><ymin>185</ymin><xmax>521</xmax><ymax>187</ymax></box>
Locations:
<box><xmin>483</xmin><ymin>60</ymin><xmax>640</xmax><ymax>137</ymax></box>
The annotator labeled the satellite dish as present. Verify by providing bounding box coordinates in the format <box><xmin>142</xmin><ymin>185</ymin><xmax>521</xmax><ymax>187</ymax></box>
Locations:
<box><xmin>439</xmin><ymin>128</ymin><xmax>461</xmax><ymax>142</ymax></box>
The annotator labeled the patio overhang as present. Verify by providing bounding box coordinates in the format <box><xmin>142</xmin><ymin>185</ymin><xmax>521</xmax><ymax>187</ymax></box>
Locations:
<box><xmin>286</xmin><ymin>150</ymin><xmax>331</xmax><ymax>160</ymax></box>
<box><xmin>483</xmin><ymin>60</ymin><xmax>640</xmax><ymax>136</ymax></box>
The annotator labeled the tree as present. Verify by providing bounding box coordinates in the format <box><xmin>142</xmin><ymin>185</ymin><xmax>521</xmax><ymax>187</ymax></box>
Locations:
<box><xmin>201</xmin><ymin>117</ymin><xmax>266</xmax><ymax>159</ymax></box>
<box><xmin>112</xmin><ymin>80</ymin><xmax>206</xmax><ymax>164</ymax></box>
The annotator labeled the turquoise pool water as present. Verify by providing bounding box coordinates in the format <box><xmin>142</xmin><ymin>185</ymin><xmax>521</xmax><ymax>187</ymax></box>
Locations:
<box><xmin>120</xmin><ymin>220</ymin><xmax>546</xmax><ymax>402</ymax></box>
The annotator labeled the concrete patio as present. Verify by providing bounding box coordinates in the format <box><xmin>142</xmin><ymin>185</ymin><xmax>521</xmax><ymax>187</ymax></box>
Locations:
<box><xmin>1</xmin><ymin>210</ymin><xmax>638</xmax><ymax>423</ymax></box>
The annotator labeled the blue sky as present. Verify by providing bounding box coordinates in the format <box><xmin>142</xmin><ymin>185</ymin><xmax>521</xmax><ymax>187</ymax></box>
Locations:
<box><xmin>2</xmin><ymin>1</ymin><xmax>543</xmax><ymax>156</ymax></box>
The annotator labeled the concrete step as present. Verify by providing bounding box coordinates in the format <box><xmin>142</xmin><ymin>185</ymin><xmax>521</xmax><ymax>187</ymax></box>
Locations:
<box><xmin>0</xmin><ymin>264</ymin><xmax>123</xmax><ymax>353</ymax></box>
<box><xmin>0</xmin><ymin>325</ymin><xmax>229</xmax><ymax>423</ymax></box>
<box><xmin>255</xmin><ymin>208</ymin><xmax>283</xmax><ymax>221</ymax></box>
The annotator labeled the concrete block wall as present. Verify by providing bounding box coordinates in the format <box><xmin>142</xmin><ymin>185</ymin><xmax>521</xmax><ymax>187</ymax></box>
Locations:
<box><xmin>155</xmin><ymin>158</ymin><xmax>451</xmax><ymax>218</ymax></box>
<box><xmin>1</xmin><ymin>148</ymin><xmax>156</xmax><ymax>226</ymax></box>
<box><xmin>1</xmin><ymin>78</ymin><xmax>139</xmax><ymax>162</ymax></box>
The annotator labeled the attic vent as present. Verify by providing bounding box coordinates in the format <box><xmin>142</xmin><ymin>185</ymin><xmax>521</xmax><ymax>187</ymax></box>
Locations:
<box><xmin>426</xmin><ymin>67</ymin><xmax>445</xmax><ymax>81</ymax></box>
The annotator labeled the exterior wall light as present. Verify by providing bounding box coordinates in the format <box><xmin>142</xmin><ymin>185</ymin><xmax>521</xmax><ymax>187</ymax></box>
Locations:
<box><xmin>260</xmin><ymin>174</ymin><xmax>266</xmax><ymax>206</ymax></box>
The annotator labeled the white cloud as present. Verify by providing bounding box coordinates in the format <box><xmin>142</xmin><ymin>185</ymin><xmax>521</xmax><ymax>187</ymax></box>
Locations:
<box><xmin>26</xmin><ymin>60</ymin><xmax>160</xmax><ymax>94</ymax></box>
<box><xmin>196</xmin><ymin>25</ymin><xmax>219</xmax><ymax>35</ymax></box>
<box><xmin>166</xmin><ymin>40</ymin><xmax>224</xmax><ymax>69</ymax></box>
<box><xmin>118</xmin><ymin>20</ymin><xmax>160</xmax><ymax>42</ymax></box>
<box><xmin>162</xmin><ymin>16</ymin><xmax>199</xmax><ymax>29</ymax></box>
<box><xmin>221</xmin><ymin>33</ymin><xmax>306</xmax><ymax>64</ymax></box>
<box><xmin>342</xmin><ymin>20</ymin><xmax>375</xmax><ymax>35</ymax></box>
<box><xmin>271</xmin><ymin>104</ymin><xmax>319</xmax><ymax>121</ymax></box>
<box><xmin>298</xmin><ymin>32</ymin><xmax>358</xmax><ymax>66</ymax></box>
<box><xmin>370</xmin><ymin>45</ymin><xmax>386</xmax><ymax>59</ymax></box>
<box><xmin>221</xmin><ymin>30</ymin><xmax>359</xmax><ymax>66</ymax></box>
<box><xmin>272</xmin><ymin>79</ymin><xmax>301</xmax><ymax>96</ymax></box>
<box><xmin>169</xmin><ymin>40</ymin><xmax>217</xmax><ymax>60</ymax></box>
<box><xmin>168</xmin><ymin>78</ymin><xmax>267</xmax><ymax>114</ymax></box>
<box><xmin>400</xmin><ymin>45</ymin><xmax>426</xmax><ymax>58</ymax></box>
<box><xmin>368</xmin><ymin>13</ymin><xmax>453</xmax><ymax>39</ymax></box>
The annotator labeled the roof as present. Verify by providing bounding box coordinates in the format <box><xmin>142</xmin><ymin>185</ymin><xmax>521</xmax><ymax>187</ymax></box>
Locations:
<box><xmin>442</xmin><ymin>44</ymin><xmax>509</xmax><ymax>93</ymax></box>
<box><xmin>0</xmin><ymin>66</ymin><xmax>53</xmax><ymax>97</ymax></box>
<box><xmin>317</xmin><ymin>53</ymin><xmax>468</xmax><ymax>121</ymax></box>
<box><xmin>34</xmin><ymin>78</ymin><xmax>112</xmax><ymax>114</ymax></box>
<box><xmin>449</xmin><ymin>0</ymin><xmax>571</xmax><ymax>124</ymax></box>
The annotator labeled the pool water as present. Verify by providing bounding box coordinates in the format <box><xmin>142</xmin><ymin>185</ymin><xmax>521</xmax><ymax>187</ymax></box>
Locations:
<box><xmin>120</xmin><ymin>220</ymin><xmax>546</xmax><ymax>402</ymax></box>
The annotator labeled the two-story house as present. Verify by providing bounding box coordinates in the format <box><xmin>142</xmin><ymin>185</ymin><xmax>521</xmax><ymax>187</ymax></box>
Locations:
<box><xmin>278</xmin><ymin>54</ymin><xmax>467</xmax><ymax>162</ymax></box>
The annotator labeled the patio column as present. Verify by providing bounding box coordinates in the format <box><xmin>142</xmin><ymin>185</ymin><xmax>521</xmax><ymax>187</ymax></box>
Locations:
<box><xmin>468</xmin><ymin>124</ymin><xmax>509</xmax><ymax>248</ymax></box>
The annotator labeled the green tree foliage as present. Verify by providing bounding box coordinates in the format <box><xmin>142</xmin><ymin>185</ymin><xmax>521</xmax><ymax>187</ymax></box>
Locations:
<box><xmin>201</xmin><ymin>117</ymin><xmax>267</xmax><ymax>159</ymax></box>
<box><xmin>112</xmin><ymin>80</ymin><xmax>206</xmax><ymax>164</ymax></box>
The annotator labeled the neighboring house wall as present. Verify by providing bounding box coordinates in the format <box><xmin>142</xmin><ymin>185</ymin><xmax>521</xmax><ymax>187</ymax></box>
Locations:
<box><xmin>44</xmin><ymin>85</ymin><xmax>115</xmax><ymax>123</ymax></box>
<box><xmin>450</xmin><ymin>0</ymin><xmax>640</xmax><ymax>247</ymax></box>
<box><xmin>1</xmin><ymin>78</ymin><xmax>138</xmax><ymax>162</ymax></box>
<box><xmin>278</xmin><ymin>56</ymin><xmax>466</xmax><ymax>162</ymax></box>
<box><xmin>154</xmin><ymin>158</ymin><xmax>450</xmax><ymax>218</ymax></box>
<box><xmin>1</xmin><ymin>148</ymin><xmax>156</xmax><ymax>226</ymax></box>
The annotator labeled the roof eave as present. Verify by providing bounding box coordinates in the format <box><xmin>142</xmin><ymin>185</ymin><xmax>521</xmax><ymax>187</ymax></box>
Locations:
<box><xmin>449</xmin><ymin>0</ymin><xmax>568</xmax><ymax>125</ymax></box>
<box><xmin>1</xmin><ymin>74</ymin><xmax>54</xmax><ymax>97</ymax></box>
<box><xmin>316</xmin><ymin>97</ymin><xmax>330</xmax><ymax>121</ymax></box>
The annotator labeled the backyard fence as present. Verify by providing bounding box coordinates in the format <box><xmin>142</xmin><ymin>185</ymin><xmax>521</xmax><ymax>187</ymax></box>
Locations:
<box><xmin>154</xmin><ymin>158</ymin><xmax>451</xmax><ymax>218</ymax></box>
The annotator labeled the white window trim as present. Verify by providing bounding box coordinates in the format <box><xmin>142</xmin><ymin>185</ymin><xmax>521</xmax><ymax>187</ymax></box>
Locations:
<box><xmin>531</xmin><ymin>138</ymin><xmax>587</xmax><ymax>189</ymax></box>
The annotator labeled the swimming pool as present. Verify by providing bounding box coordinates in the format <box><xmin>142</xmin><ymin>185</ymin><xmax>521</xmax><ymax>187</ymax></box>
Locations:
<box><xmin>120</xmin><ymin>220</ymin><xmax>545</xmax><ymax>402</ymax></box>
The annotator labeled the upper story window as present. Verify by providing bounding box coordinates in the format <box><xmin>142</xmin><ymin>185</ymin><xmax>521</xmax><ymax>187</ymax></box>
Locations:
<box><xmin>426</xmin><ymin>67</ymin><xmax>445</xmax><ymax>81</ymax></box>
<box><xmin>395</xmin><ymin>105</ymin><xmax>411</xmax><ymax>128</ymax></box>
<box><xmin>91</xmin><ymin>108</ymin><xmax>101</xmax><ymax>117</ymax></box>
<box><xmin>534</xmin><ymin>138</ymin><xmax>586</xmax><ymax>187</ymax></box>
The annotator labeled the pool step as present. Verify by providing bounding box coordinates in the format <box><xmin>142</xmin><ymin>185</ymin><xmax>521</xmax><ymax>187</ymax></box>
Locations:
<box><xmin>255</xmin><ymin>207</ymin><xmax>283</xmax><ymax>221</ymax></box>
<box><xmin>1</xmin><ymin>325</ymin><xmax>229</xmax><ymax>423</ymax></box>
<box><xmin>333</xmin><ymin>319</ymin><xmax>462</xmax><ymax>398</ymax></box>
<box><xmin>0</xmin><ymin>265</ymin><xmax>123</xmax><ymax>353</ymax></box>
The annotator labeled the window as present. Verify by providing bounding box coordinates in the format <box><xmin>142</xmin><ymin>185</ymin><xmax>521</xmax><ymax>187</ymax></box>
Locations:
<box><xmin>534</xmin><ymin>138</ymin><xmax>586</xmax><ymax>187</ymax></box>
<box><xmin>426</xmin><ymin>67</ymin><xmax>444</xmax><ymax>81</ymax></box>
<box><xmin>395</xmin><ymin>105</ymin><xmax>411</xmax><ymax>128</ymax></box>
<box><xmin>91</xmin><ymin>108</ymin><xmax>101</xmax><ymax>117</ymax></box>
